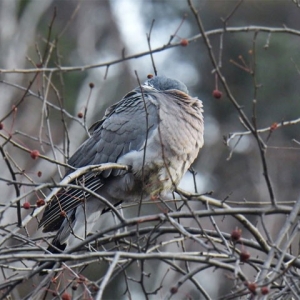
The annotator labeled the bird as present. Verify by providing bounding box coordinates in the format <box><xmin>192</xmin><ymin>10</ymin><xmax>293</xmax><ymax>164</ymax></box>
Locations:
<box><xmin>39</xmin><ymin>75</ymin><xmax>204</xmax><ymax>256</ymax></box>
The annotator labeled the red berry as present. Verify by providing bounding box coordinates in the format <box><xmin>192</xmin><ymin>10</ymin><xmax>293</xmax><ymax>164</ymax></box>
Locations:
<box><xmin>37</xmin><ymin>171</ymin><xmax>42</xmax><ymax>177</ymax></box>
<box><xmin>247</xmin><ymin>282</ymin><xmax>257</xmax><ymax>294</ymax></box>
<box><xmin>170</xmin><ymin>287</ymin><xmax>178</xmax><ymax>294</ymax></box>
<box><xmin>89</xmin><ymin>82</ymin><xmax>94</xmax><ymax>89</ymax></box>
<box><xmin>147</xmin><ymin>74</ymin><xmax>153</xmax><ymax>79</ymax></box>
<box><xmin>60</xmin><ymin>210</ymin><xmax>67</xmax><ymax>218</ymax></box>
<box><xmin>261</xmin><ymin>286</ymin><xmax>269</xmax><ymax>295</ymax></box>
<box><xmin>231</xmin><ymin>227</ymin><xmax>242</xmax><ymax>242</ymax></box>
<box><xmin>61</xmin><ymin>293</ymin><xmax>71</xmax><ymax>300</ymax></box>
<box><xmin>240</xmin><ymin>250</ymin><xmax>250</xmax><ymax>262</ymax></box>
<box><xmin>30</xmin><ymin>150</ymin><xmax>40</xmax><ymax>160</ymax></box>
<box><xmin>23</xmin><ymin>202</ymin><xmax>31</xmax><ymax>209</ymax></box>
<box><xmin>270</xmin><ymin>122</ymin><xmax>278</xmax><ymax>131</ymax></box>
<box><xmin>212</xmin><ymin>89</ymin><xmax>222</xmax><ymax>99</ymax></box>
<box><xmin>36</xmin><ymin>199</ymin><xmax>45</xmax><ymax>207</ymax></box>
<box><xmin>77</xmin><ymin>112</ymin><xmax>83</xmax><ymax>118</ymax></box>
<box><xmin>180</xmin><ymin>39</ymin><xmax>189</xmax><ymax>46</ymax></box>
<box><xmin>0</xmin><ymin>122</ymin><xmax>3</xmax><ymax>130</ymax></box>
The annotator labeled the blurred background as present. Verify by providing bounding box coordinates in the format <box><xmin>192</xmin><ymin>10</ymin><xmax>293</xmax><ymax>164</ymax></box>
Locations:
<box><xmin>1</xmin><ymin>0</ymin><xmax>300</xmax><ymax>299</ymax></box>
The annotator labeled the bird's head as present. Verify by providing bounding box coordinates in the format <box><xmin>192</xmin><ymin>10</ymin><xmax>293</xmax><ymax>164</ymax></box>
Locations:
<box><xmin>142</xmin><ymin>75</ymin><xmax>189</xmax><ymax>95</ymax></box>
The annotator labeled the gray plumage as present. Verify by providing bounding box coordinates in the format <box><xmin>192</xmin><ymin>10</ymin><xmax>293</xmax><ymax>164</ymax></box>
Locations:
<box><xmin>39</xmin><ymin>75</ymin><xmax>204</xmax><ymax>251</ymax></box>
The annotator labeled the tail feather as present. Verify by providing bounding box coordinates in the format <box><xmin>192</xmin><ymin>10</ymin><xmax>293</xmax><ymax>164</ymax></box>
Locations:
<box><xmin>39</xmin><ymin>199</ymin><xmax>105</xmax><ymax>275</ymax></box>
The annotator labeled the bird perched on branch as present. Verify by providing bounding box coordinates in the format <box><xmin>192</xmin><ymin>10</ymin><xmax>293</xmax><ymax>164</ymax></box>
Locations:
<box><xmin>39</xmin><ymin>75</ymin><xmax>204</xmax><ymax>255</ymax></box>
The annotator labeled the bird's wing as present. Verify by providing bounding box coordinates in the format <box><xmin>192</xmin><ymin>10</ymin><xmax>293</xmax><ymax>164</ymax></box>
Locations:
<box><xmin>40</xmin><ymin>90</ymin><xmax>159</xmax><ymax>232</ymax></box>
